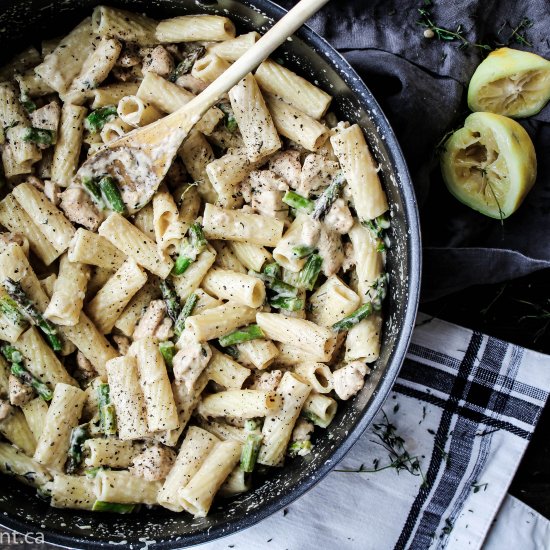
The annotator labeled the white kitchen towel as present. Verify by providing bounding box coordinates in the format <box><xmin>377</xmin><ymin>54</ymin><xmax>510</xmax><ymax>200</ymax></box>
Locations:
<box><xmin>197</xmin><ymin>315</ymin><xmax>550</xmax><ymax>550</ymax></box>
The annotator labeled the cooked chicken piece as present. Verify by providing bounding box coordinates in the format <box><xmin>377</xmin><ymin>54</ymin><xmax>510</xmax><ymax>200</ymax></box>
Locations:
<box><xmin>0</xmin><ymin>399</ymin><xmax>14</xmax><ymax>421</ymax></box>
<box><xmin>74</xmin><ymin>351</ymin><xmax>97</xmax><ymax>383</ymax></box>
<box><xmin>249</xmin><ymin>369</ymin><xmax>283</xmax><ymax>392</ymax></box>
<box><xmin>0</xmin><ymin>232</ymin><xmax>29</xmax><ymax>256</ymax></box>
<box><xmin>341</xmin><ymin>242</ymin><xmax>355</xmax><ymax>272</ymax></box>
<box><xmin>176</xmin><ymin>74</ymin><xmax>208</xmax><ymax>95</ymax></box>
<box><xmin>268</xmin><ymin>150</ymin><xmax>301</xmax><ymax>189</ymax></box>
<box><xmin>249</xmin><ymin>170</ymin><xmax>288</xmax><ymax>220</ymax></box>
<box><xmin>112</xmin><ymin>65</ymin><xmax>142</xmax><ymax>82</ymax></box>
<box><xmin>30</xmin><ymin>101</ymin><xmax>60</xmax><ymax>133</ymax></box>
<box><xmin>60</xmin><ymin>187</ymin><xmax>103</xmax><ymax>231</ymax></box>
<box><xmin>141</xmin><ymin>46</ymin><xmax>174</xmax><ymax>78</ymax></box>
<box><xmin>133</xmin><ymin>300</ymin><xmax>167</xmax><ymax>340</ymax></box>
<box><xmin>9</xmin><ymin>375</ymin><xmax>34</xmax><ymax>407</ymax></box>
<box><xmin>116</xmin><ymin>43</ymin><xmax>141</xmax><ymax>67</ymax></box>
<box><xmin>43</xmin><ymin>180</ymin><xmax>61</xmax><ymax>205</ymax></box>
<box><xmin>130</xmin><ymin>444</ymin><xmax>176</xmax><ymax>481</ymax></box>
<box><xmin>298</xmin><ymin>154</ymin><xmax>340</xmax><ymax>197</ymax></box>
<box><xmin>317</xmin><ymin>228</ymin><xmax>344</xmax><ymax>277</ymax></box>
<box><xmin>173</xmin><ymin>335</ymin><xmax>212</xmax><ymax>392</ymax></box>
<box><xmin>154</xmin><ymin>317</ymin><xmax>173</xmax><ymax>341</ymax></box>
<box><xmin>324</xmin><ymin>198</ymin><xmax>354</xmax><ymax>235</ymax></box>
<box><xmin>113</xmin><ymin>334</ymin><xmax>130</xmax><ymax>356</ymax></box>
<box><xmin>333</xmin><ymin>361</ymin><xmax>370</xmax><ymax>400</ymax></box>
<box><xmin>291</xmin><ymin>418</ymin><xmax>314</xmax><ymax>442</ymax></box>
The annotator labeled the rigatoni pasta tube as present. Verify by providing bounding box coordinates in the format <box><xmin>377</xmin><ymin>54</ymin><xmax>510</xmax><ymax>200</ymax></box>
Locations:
<box><xmin>203</xmin><ymin>204</ymin><xmax>283</xmax><ymax>247</ymax></box>
<box><xmin>172</xmin><ymin>246</ymin><xmax>217</xmax><ymax>302</ymax></box>
<box><xmin>255</xmin><ymin>59</ymin><xmax>332</xmax><ymax>120</ymax></box>
<box><xmin>21</xmin><ymin>398</ymin><xmax>49</xmax><ymax>441</ymax></box>
<box><xmin>105</xmin><ymin>356</ymin><xmax>149</xmax><ymax>440</ymax></box>
<box><xmin>114</xmin><ymin>281</ymin><xmax>161</xmax><ymax>337</ymax></box>
<box><xmin>96</xmin><ymin>469</ymin><xmax>161</xmax><ymax>505</ymax></box>
<box><xmin>50</xmin><ymin>474</ymin><xmax>96</xmax><ymax>511</ymax></box>
<box><xmin>86</xmin><ymin>258</ymin><xmax>147</xmax><ymax>334</ymax></box>
<box><xmin>212</xmin><ymin>242</ymin><xmax>246</xmax><ymax>274</ymax></box>
<box><xmin>257</xmin><ymin>372</ymin><xmax>311</xmax><ymax>467</ymax></box>
<box><xmin>309</xmin><ymin>275</ymin><xmax>361</xmax><ymax>327</ymax></box>
<box><xmin>92</xmin><ymin>5</ymin><xmax>157</xmax><ymax>46</ymax></box>
<box><xmin>33</xmin><ymin>383</ymin><xmax>86</xmax><ymax>470</ymax></box>
<box><xmin>198</xmin><ymin>390</ymin><xmax>282</xmax><ymax>419</ymax></box>
<box><xmin>0</xmin><ymin>408</ymin><xmax>36</xmax><ymax>457</ymax></box>
<box><xmin>60</xmin><ymin>312</ymin><xmax>119</xmax><ymax>376</ymax></box>
<box><xmin>303</xmin><ymin>393</ymin><xmax>338</xmax><ymax>428</ymax></box>
<box><xmin>51</xmin><ymin>103</ymin><xmax>86</xmax><ymax>187</ymax></box>
<box><xmin>12</xmin><ymin>183</ymin><xmax>76</xmax><ymax>254</ymax></box>
<box><xmin>202</xmin><ymin>268</ymin><xmax>266</xmax><ymax>308</ymax></box>
<box><xmin>205</xmin><ymin>150</ymin><xmax>252</xmax><ymax>209</ymax></box>
<box><xmin>229</xmin><ymin>242</ymin><xmax>272</xmax><ymax>272</ymax></box>
<box><xmin>256</xmin><ymin>313</ymin><xmax>336</xmax><ymax>362</ymax></box>
<box><xmin>68</xmin><ymin>228</ymin><xmax>126</xmax><ymax>271</ymax></box>
<box><xmin>158</xmin><ymin>426</ymin><xmax>218</xmax><ymax>512</ymax></box>
<box><xmin>191</xmin><ymin>54</ymin><xmax>230</xmax><ymax>84</ymax></box>
<box><xmin>265</xmin><ymin>94</ymin><xmax>330</xmax><ymax>152</ymax></box>
<box><xmin>98</xmin><ymin>213</ymin><xmax>174</xmax><ymax>278</ymax></box>
<box><xmin>128</xmin><ymin>337</ymin><xmax>179</xmax><ymax>432</ymax></box>
<box><xmin>0</xmin><ymin>194</ymin><xmax>59</xmax><ymax>265</ymax></box>
<box><xmin>204</xmin><ymin>349</ymin><xmax>250</xmax><ymax>390</ymax></box>
<box><xmin>156</xmin><ymin>15</ymin><xmax>235</xmax><ymax>43</ymax></box>
<box><xmin>84</xmin><ymin>438</ymin><xmax>143</xmax><ymax>468</ymax></box>
<box><xmin>178</xmin><ymin>439</ymin><xmax>242</xmax><ymax>517</ymax></box>
<box><xmin>117</xmin><ymin>95</ymin><xmax>163</xmax><ymax>128</ymax></box>
<box><xmin>0</xmin><ymin>442</ymin><xmax>51</xmax><ymax>488</ymax></box>
<box><xmin>331</xmin><ymin>124</ymin><xmax>388</xmax><ymax>221</ymax></box>
<box><xmin>293</xmin><ymin>362</ymin><xmax>333</xmax><ymax>394</ymax></box>
<box><xmin>236</xmin><ymin>339</ymin><xmax>279</xmax><ymax>370</ymax></box>
<box><xmin>207</xmin><ymin>32</ymin><xmax>259</xmax><ymax>61</ymax></box>
<box><xmin>186</xmin><ymin>302</ymin><xmax>257</xmax><ymax>342</ymax></box>
<box><xmin>345</xmin><ymin>313</ymin><xmax>383</xmax><ymax>363</ymax></box>
<box><xmin>44</xmin><ymin>254</ymin><xmax>90</xmax><ymax>326</ymax></box>
<box><xmin>229</xmin><ymin>73</ymin><xmax>281</xmax><ymax>163</ymax></box>
<box><xmin>0</xmin><ymin>287</ymin><xmax>28</xmax><ymax>343</ymax></box>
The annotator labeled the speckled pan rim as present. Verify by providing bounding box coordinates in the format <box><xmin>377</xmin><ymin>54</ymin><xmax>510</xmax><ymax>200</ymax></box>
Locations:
<box><xmin>0</xmin><ymin>0</ymin><xmax>421</xmax><ymax>547</ymax></box>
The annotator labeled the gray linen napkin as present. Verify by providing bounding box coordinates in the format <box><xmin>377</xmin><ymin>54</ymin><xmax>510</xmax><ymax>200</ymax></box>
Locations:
<box><xmin>279</xmin><ymin>0</ymin><xmax>550</xmax><ymax>301</ymax></box>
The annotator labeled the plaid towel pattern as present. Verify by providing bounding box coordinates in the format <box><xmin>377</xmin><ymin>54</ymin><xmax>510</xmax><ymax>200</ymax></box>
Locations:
<box><xmin>197</xmin><ymin>315</ymin><xmax>550</xmax><ymax>550</ymax></box>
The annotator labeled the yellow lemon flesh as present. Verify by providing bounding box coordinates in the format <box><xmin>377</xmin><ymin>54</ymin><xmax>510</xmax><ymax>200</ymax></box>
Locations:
<box><xmin>440</xmin><ymin>112</ymin><xmax>536</xmax><ymax>219</ymax></box>
<box><xmin>468</xmin><ymin>47</ymin><xmax>550</xmax><ymax>118</ymax></box>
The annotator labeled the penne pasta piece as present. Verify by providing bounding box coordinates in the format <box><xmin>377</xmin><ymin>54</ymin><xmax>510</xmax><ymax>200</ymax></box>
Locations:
<box><xmin>256</xmin><ymin>313</ymin><xmax>337</xmax><ymax>362</ymax></box>
<box><xmin>186</xmin><ymin>302</ymin><xmax>257</xmax><ymax>342</ymax></box>
<box><xmin>198</xmin><ymin>390</ymin><xmax>282</xmax><ymax>419</ymax></box>
<box><xmin>158</xmin><ymin>426</ymin><xmax>218</xmax><ymax>512</ymax></box>
<box><xmin>257</xmin><ymin>371</ymin><xmax>311</xmax><ymax>467</ymax></box>
<box><xmin>202</xmin><ymin>268</ymin><xmax>266</xmax><ymax>308</ymax></box>
<box><xmin>34</xmin><ymin>383</ymin><xmax>87</xmax><ymax>470</ymax></box>
<box><xmin>86</xmin><ymin>259</ymin><xmax>147</xmax><ymax>334</ymax></box>
<box><xmin>156</xmin><ymin>15</ymin><xmax>236</xmax><ymax>43</ymax></box>
<box><xmin>331</xmin><ymin>124</ymin><xmax>388</xmax><ymax>221</ymax></box>
<box><xmin>98</xmin><ymin>213</ymin><xmax>174</xmax><ymax>278</ymax></box>
<box><xmin>178</xmin><ymin>439</ymin><xmax>242</xmax><ymax>517</ymax></box>
<box><xmin>229</xmin><ymin>73</ymin><xmax>281</xmax><ymax>162</ymax></box>
<box><xmin>203</xmin><ymin>204</ymin><xmax>284</xmax><ymax>247</ymax></box>
<box><xmin>255</xmin><ymin>59</ymin><xmax>332</xmax><ymax>120</ymax></box>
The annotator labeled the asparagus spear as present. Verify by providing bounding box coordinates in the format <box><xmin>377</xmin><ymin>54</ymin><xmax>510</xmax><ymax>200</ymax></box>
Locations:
<box><xmin>169</xmin><ymin>44</ymin><xmax>205</xmax><ymax>82</ymax></box>
<box><xmin>1</xmin><ymin>344</ymin><xmax>23</xmax><ymax>364</ymax></box>
<box><xmin>263</xmin><ymin>263</ymin><xmax>281</xmax><ymax>279</ymax></box>
<box><xmin>84</xmin><ymin>466</ymin><xmax>104</xmax><ymax>478</ymax></box>
<box><xmin>270</xmin><ymin>295</ymin><xmax>304</xmax><ymax>312</ymax></box>
<box><xmin>311</xmin><ymin>172</ymin><xmax>346</xmax><ymax>221</ymax></box>
<box><xmin>291</xmin><ymin>245</ymin><xmax>316</xmax><ymax>259</ymax></box>
<box><xmin>66</xmin><ymin>424</ymin><xmax>90</xmax><ymax>474</ymax></box>
<box><xmin>250</xmin><ymin>271</ymin><xmax>299</xmax><ymax>298</ymax></box>
<box><xmin>97</xmin><ymin>383</ymin><xmax>117</xmax><ymax>436</ymax></box>
<box><xmin>225</xmin><ymin>345</ymin><xmax>240</xmax><ymax>359</ymax></box>
<box><xmin>218</xmin><ymin>103</ymin><xmax>238</xmax><ymax>132</ymax></box>
<box><xmin>160</xmin><ymin>279</ymin><xmax>181</xmax><ymax>324</ymax></box>
<box><xmin>2</xmin><ymin>278</ymin><xmax>61</xmax><ymax>351</ymax></box>
<box><xmin>92</xmin><ymin>501</ymin><xmax>136</xmax><ymax>514</ymax></box>
<box><xmin>84</xmin><ymin>106</ymin><xmax>118</xmax><ymax>134</ymax></box>
<box><xmin>240</xmin><ymin>433</ymin><xmax>263</xmax><ymax>473</ymax></box>
<box><xmin>282</xmin><ymin>191</ymin><xmax>314</xmax><ymax>213</ymax></box>
<box><xmin>20</xmin><ymin>92</ymin><xmax>37</xmax><ymax>113</ymax></box>
<box><xmin>22</xmin><ymin>128</ymin><xmax>55</xmax><ymax>146</ymax></box>
<box><xmin>81</xmin><ymin>176</ymin><xmax>103</xmax><ymax>204</ymax></box>
<box><xmin>173</xmin><ymin>292</ymin><xmax>199</xmax><ymax>339</ymax></box>
<box><xmin>219</xmin><ymin>324</ymin><xmax>264</xmax><ymax>347</ymax></box>
<box><xmin>295</xmin><ymin>254</ymin><xmax>323</xmax><ymax>291</ymax></box>
<box><xmin>172</xmin><ymin>223</ymin><xmax>207</xmax><ymax>276</ymax></box>
<box><xmin>159</xmin><ymin>341</ymin><xmax>176</xmax><ymax>369</ymax></box>
<box><xmin>362</xmin><ymin>213</ymin><xmax>391</xmax><ymax>252</ymax></box>
<box><xmin>10</xmin><ymin>362</ymin><xmax>53</xmax><ymax>401</ymax></box>
<box><xmin>99</xmin><ymin>176</ymin><xmax>125</xmax><ymax>214</ymax></box>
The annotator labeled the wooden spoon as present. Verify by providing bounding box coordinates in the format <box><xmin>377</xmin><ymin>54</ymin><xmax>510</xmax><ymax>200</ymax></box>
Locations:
<box><xmin>75</xmin><ymin>0</ymin><xmax>330</xmax><ymax>213</ymax></box>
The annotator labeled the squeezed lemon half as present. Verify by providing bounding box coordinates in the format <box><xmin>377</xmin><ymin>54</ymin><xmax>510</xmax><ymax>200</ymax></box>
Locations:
<box><xmin>440</xmin><ymin>112</ymin><xmax>536</xmax><ymax>219</ymax></box>
<box><xmin>468</xmin><ymin>47</ymin><xmax>550</xmax><ymax>118</ymax></box>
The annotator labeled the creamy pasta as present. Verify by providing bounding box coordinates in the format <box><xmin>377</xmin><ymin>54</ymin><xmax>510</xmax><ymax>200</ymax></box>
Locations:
<box><xmin>0</xmin><ymin>5</ymin><xmax>389</xmax><ymax>517</ymax></box>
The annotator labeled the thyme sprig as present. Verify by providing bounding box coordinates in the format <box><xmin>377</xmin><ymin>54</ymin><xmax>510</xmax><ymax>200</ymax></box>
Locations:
<box><xmin>497</xmin><ymin>18</ymin><xmax>533</xmax><ymax>47</ymax></box>
<box><xmin>517</xmin><ymin>299</ymin><xmax>550</xmax><ymax>343</ymax></box>
<box><xmin>334</xmin><ymin>411</ymin><xmax>427</xmax><ymax>487</ymax></box>
<box><xmin>417</xmin><ymin>5</ymin><xmax>491</xmax><ymax>51</ymax></box>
